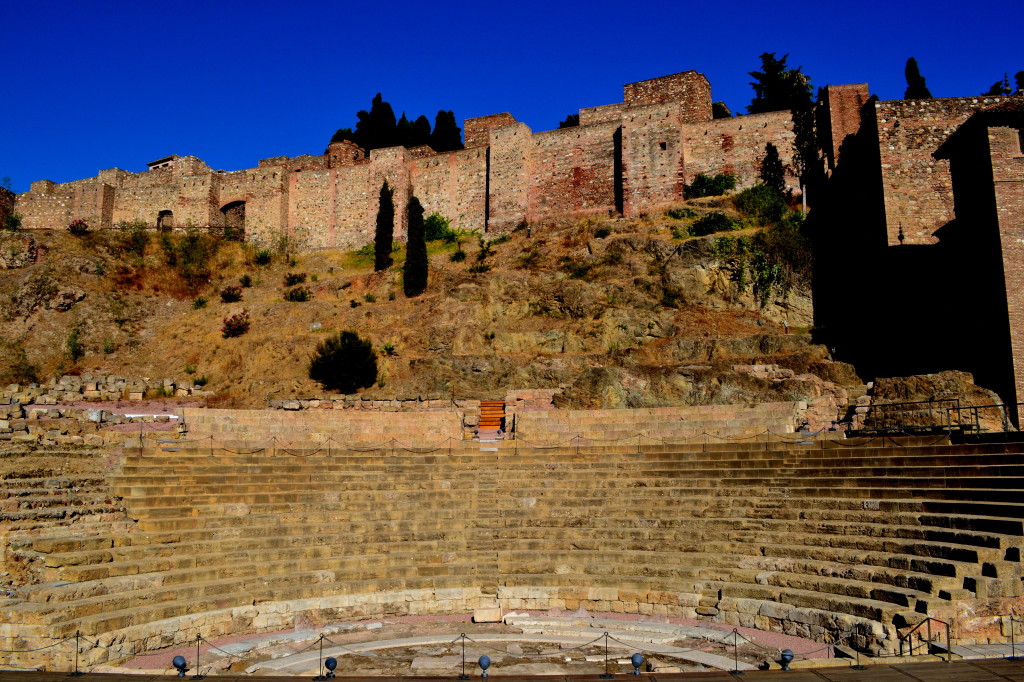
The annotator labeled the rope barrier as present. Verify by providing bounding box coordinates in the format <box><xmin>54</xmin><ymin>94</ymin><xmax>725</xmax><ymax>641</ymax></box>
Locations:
<box><xmin>0</xmin><ymin>636</ymin><xmax>75</xmax><ymax>653</ymax></box>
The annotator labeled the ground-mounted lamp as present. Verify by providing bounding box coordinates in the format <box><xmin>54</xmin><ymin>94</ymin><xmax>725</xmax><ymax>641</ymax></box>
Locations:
<box><xmin>631</xmin><ymin>653</ymin><xmax>644</xmax><ymax>675</ymax></box>
<box><xmin>172</xmin><ymin>655</ymin><xmax>189</xmax><ymax>677</ymax></box>
<box><xmin>478</xmin><ymin>655</ymin><xmax>491</xmax><ymax>678</ymax></box>
<box><xmin>779</xmin><ymin>650</ymin><xmax>794</xmax><ymax>671</ymax></box>
<box><xmin>324</xmin><ymin>657</ymin><xmax>337</xmax><ymax>678</ymax></box>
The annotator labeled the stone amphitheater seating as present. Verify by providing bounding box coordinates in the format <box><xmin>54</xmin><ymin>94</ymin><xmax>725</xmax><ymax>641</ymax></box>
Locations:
<box><xmin>2</xmin><ymin>407</ymin><xmax>1024</xmax><ymax>669</ymax></box>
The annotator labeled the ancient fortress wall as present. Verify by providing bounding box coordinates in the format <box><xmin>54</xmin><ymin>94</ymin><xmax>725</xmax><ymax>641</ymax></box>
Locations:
<box><xmin>873</xmin><ymin>96</ymin><xmax>1009</xmax><ymax>246</ymax></box>
<box><xmin>12</xmin><ymin>70</ymin><xmax>792</xmax><ymax>246</ymax></box>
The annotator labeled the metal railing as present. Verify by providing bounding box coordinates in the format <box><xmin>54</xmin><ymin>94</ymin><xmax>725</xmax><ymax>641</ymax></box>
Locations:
<box><xmin>899</xmin><ymin>617</ymin><xmax>952</xmax><ymax>661</ymax></box>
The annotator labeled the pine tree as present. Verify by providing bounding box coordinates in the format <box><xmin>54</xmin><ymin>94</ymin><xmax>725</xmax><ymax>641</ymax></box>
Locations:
<box><xmin>904</xmin><ymin>58</ymin><xmax>933</xmax><ymax>99</ymax></box>
<box><xmin>430</xmin><ymin>110</ymin><xmax>463</xmax><ymax>152</ymax></box>
<box><xmin>1016</xmin><ymin>72</ymin><xmax>1024</xmax><ymax>95</ymax></box>
<box><xmin>760</xmin><ymin>143</ymin><xmax>786</xmax><ymax>196</ymax></box>
<box><xmin>374</xmin><ymin>181</ymin><xmax>394</xmax><ymax>272</ymax></box>
<box><xmin>747</xmin><ymin>53</ymin><xmax>812</xmax><ymax>114</ymax></box>
<box><xmin>403</xmin><ymin>196</ymin><xmax>428</xmax><ymax>297</ymax></box>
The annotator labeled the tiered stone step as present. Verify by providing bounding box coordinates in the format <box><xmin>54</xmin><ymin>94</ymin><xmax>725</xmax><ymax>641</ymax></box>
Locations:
<box><xmin>5</xmin><ymin>431</ymin><xmax>1024</xmax><ymax>667</ymax></box>
<box><xmin>514</xmin><ymin>403</ymin><xmax>803</xmax><ymax>443</ymax></box>
<box><xmin>178</xmin><ymin>408</ymin><xmax>464</xmax><ymax>448</ymax></box>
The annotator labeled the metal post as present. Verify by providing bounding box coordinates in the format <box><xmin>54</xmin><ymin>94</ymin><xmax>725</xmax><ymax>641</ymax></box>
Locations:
<box><xmin>600</xmin><ymin>632</ymin><xmax>613</xmax><ymax>679</ymax></box>
<box><xmin>927</xmin><ymin>619</ymin><xmax>932</xmax><ymax>656</ymax></box>
<box><xmin>458</xmin><ymin>634</ymin><xmax>469</xmax><ymax>680</ymax></box>
<box><xmin>945</xmin><ymin>621</ymin><xmax>951</xmax><ymax>663</ymax></box>
<box><xmin>210</xmin><ymin>435</ymin><xmax>214</xmax><ymax>458</ymax></box>
<box><xmin>1010</xmin><ymin>617</ymin><xmax>1020</xmax><ymax>660</ymax></box>
<box><xmin>313</xmin><ymin>634</ymin><xmax>326</xmax><ymax>680</ymax></box>
<box><xmin>139</xmin><ymin>421</ymin><xmax>144</xmax><ymax>458</ymax></box>
<box><xmin>191</xmin><ymin>633</ymin><xmax>204</xmax><ymax>679</ymax></box>
<box><xmin>730</xmin><ymin>628</ymin><xmax>742</xmax><ymax>675</ymax></box>
<box><xmin>69</xmin><ymin>630</ymin><xmax>83</xmax><ymax>676</ymax></box>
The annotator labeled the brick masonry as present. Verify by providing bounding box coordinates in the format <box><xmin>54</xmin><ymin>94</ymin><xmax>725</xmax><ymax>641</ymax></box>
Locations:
<box><xmin>11</xmin><ymin>69</ymin><xmax>784</xmax><ymax>243</ymax></box>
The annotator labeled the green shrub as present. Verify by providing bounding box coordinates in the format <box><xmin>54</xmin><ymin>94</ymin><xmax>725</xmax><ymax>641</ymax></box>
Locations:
<box><xmin>666</xmin><ymin>207</ymin><xmax>698</xmax><ymax>220</ymax></box>
<box><xmin>380</xmin><ymin>342</ymin><xmax>397</xmax><ymax>356</ymax></box>
<box><xmin>175</xmin><ymin>230</ymin><xmax>220</xmax><ymax>288</ymax></box>
<box><xmin>349</xmin><ymin>299</ymin><xmax>361</xmax><ymax>308</ymax></box>
<box><xmin>284</xmin><ymin>286</ymin><xmax>311</xmax><ymax>302</ymax></box>
<box><xmin>194</xmin><ymin>375</ymin><xmax>208</xmax><ymax>387</ymax></box>
<box><xmin>284</xmin><ymin>272</ymin><xmax>307</xmax><ymax>286</ymax></box>
<box><xmin>254</xmin><ymin>249</ymin><xmax>272</xmax><ymax>266</ymax></box>
<box><xmin>468</xmin><ymin>263</ymin><xmax>491</xmax><ymax>273</ymax></box>
<box><xmin>116</xmin><ymin>220</ymin><xmax>150</xmax><ymax>257</ymax></box>
<box><xmin>184</xmin><ymin>364</ymin><xmax>197</xmax><ymax>374</ymax></box>
<box><xmin>66</xmin><ymin>326</ymin><xmax>85</xmax><ymax>363</ymax></box>
<box><xmin>450</xmin><ymin>249</ymin><xmax>466</xmax><ymax>262</ymax></box>
<box><xmin>192</xmin><ymin>296</ymin><xmax>207</xmax><ymax>309</ymax></box>
<box><xmin>490</xmin><ymin>234</ymin><xmax>511</xmax><ymax>245</ymax></box>
<box><xmin>364</xmin><ymin>293</ymin><xmax>376</xmax><ymax>303</ymax></box>
<box><xmin>685</xmin><ymin>173</ymin><xmax>736</xmax><ymax>198</ymax></box>
<box><xmin>239</xmin><ymin>274</ymin><xmax>252</xmax><ymax>288</ymax></box>
<box><xmin>689</xmin><ymin>212</ymin><xmax>740</xmax><ymax>236</ymax></box>
<box><xmin>424</xmin><ymin>213</ymin><xmax>454</xmax><ymax>242</ymax></box>
<box><xmin>102</xmin><ymin>339</ymin><xmax>115</xmax><ymax>354</ymax></box>
<box><xmin>670</xmin><ymin>224</ymin><xmax>688</xmax><ymax>239</ymax></box>
<box><xmin>734</xmin><ymin>183</ymin><xmax>786</xmax><ymax>225</ymax></box>
<box><xmin>594</xmin><ymin>226</ymin><xmax>611</xmax><ymax>239</ymax></box>
<box><xmin>68</xmin><ymin>218</ymin><xmax>90</xmax><ymax>236</ymax></box>
<box><xmin>0</xmin><ymin>340</ymin><xmax>38</xmax><ymax>384</ymax></box>
<box><xmin>220</xmin><ymin>286</ymin><xmax>242</xmax><ymax>303</ymax></box>
<box><xmin>221</xmin><ymin>310</ymin><xmax>250</xmax><ymax>338</ymax></box>
<box><xmin>3</xmin><ymin>212</ymin><xmax>23</xmax><ymax>231</ymax></box>
<box><xmin>308</xmin><ymin>330</ymin><xmax>378</xmax><ymax>393</ymax></box>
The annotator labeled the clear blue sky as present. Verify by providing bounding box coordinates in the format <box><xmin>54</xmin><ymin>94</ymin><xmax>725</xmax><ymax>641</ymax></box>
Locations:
<box><xmin>1</xmin><ymin>0</ymin><xmax>1020</xmax><ymax>194</ymax></box>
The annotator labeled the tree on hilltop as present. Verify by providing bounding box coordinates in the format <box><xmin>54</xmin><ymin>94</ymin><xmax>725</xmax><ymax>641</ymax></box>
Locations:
<box><xmin>559</xmin><ymin>113</ymin><xmax>580</xmax><ymax>128</ymax></box>
<box><xmin>1016</xmin><ymin>71</ymin><xmax>1024</xmax><ymax>95</ymax></box>
<box><xmin>747</xmin><ymin>53</ymin><xmax>812</xmax><ymax>114</ymax></box>
<box><xmin>982</xmin><ymin>74</ymin><xmax>1012</xmax><ymax>96</ymax></box>
<box><xmin>374</xmin><ymin>181</ymin><xmax>394</xmax><ymax>272</ymax></box>
<box><xmin>904</xmin><ymin>58</ymin><xmax>933</xmax><ymax>99</ymax></box>
<box><xmin>403</xmin><ymin>196</ymin><xmax>428</xmax><ymax>297</ymax></box>
<box><xmin>353</xmin><ymin>93</ymin><xmax>399</xmax><ymax>150</ymax></box>
<box><xmin>430</xmin><ymin>110</ymin><xmax>463</xmax><ymax>152</ymax></box>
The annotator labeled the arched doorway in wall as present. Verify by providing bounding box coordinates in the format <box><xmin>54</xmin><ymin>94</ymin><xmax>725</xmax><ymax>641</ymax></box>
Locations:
<box><xmin>157</xmin><ymin>210</ymin><xmax>174</xmax><ymax>230</ymax></box>
<box><xmin>221</xmin><ymin>201</ymin><xmax>246</xmax><ymax>236</ymax></box>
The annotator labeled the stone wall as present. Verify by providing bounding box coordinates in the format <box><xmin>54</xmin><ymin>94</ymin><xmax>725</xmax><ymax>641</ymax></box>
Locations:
<box><xmin>623</xmin><ymin>70</ymin><xmax>712</xmax><ymax>122</ymax></box>
<box><xmin>874</xmin><ymin>96</ymin><xmax>1008</xmax><ymax>245</ymax></box>
<box><xmin>621</xmin><ymin>102</ymin><xmax>687</xmax><ymax>216</ymax></box>
<box><xmin>992</xmin><ymin>123</ymin><xmax>1024</xmax><ymax>407</ymax></box>
<box><xmin>683</xmin><ymin>110</ymin><xmax>799</xmax><ymax>193</ymax></box>
<box><xmin>528</xmin><ymin>121</ymin><xmax>619</xmax><ymax>221</ymax></box>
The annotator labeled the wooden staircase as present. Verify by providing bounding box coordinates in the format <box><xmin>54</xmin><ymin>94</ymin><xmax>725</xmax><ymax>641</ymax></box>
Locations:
<box><xmin>477</xmin><ymin>401</ymin><xmax>506</xmax><ymax>440</ymax></box>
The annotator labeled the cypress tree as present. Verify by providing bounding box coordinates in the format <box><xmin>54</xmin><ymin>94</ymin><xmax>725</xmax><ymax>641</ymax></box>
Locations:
<box><xmin>403</xmin><ymin>196</ymin><xmax>428</xmax><ymax>297</ymax></box>
<box><xmin>354</xmin><ymin>93</ymin><xmax>399</xmax><ymax>150</ymax></box>
<box><xmin>904</xmin><ymin>58</ymin><xmax>933</xmax><ymax>99</ymax></box>
<box><xmin>1016</xmin><ymin>71</ymin><xmax>1024</xmax><ymax>95</ymax></box>
<box><xmin>396</xmin><ymin>113</ymin><xmax>414</xmax><ymax>147</ymax></box>
<box><xmin>430</xmin><ymin>110</ymin><xmax>463</xmax><ymax>152</ymax></box>
<box><xmin>374</xmin><ymin>181</ymin><xmax>394</xmax><ymax>272</ymax></box>
<box><xmin>412</xmin><ymin>115</ymin><xmax>432</xmax><ymax>147</ymax></box>
<box><xmin>760</xmin><ymin>143</ymin><xmax>786</xmax><ymax>196</ymax></box>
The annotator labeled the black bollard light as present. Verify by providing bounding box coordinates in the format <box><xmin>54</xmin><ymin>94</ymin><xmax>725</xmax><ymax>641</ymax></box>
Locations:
<box><xmin>172</xmin><ymin>655</ymin><xmax>189</xmax><ymax>678</ymax></box>
<box><xmin>779</xmin><ymin>649</ymin><xmax>794</xmax><ymax>671</ymax></box>
<box><xmin>479</xmin><ymin>655</ymin><xmax>491</xmax><ymax>679</ymax></box>
<box><xmin>631</xmin><ymin>653</ymin><xmax>644</xmax><ymax>675</ymax></box>
<box><xmin>325</xmin><ymin>657</ymin><xmax>337</xmax><ymax>678</ymax></box>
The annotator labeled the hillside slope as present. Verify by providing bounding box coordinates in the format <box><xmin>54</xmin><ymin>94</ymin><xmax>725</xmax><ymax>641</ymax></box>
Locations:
<box><xmin>0</xmin><ymin>203</ymin><xmax>856</xmax><ymax>410</ymax></box>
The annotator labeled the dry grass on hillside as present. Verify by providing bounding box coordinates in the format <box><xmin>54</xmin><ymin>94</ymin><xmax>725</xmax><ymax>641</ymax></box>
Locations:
<box><xmin>0</xmin><ymin>203</ymin><xmax>831</xmax><ymax>407</ymax></box>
